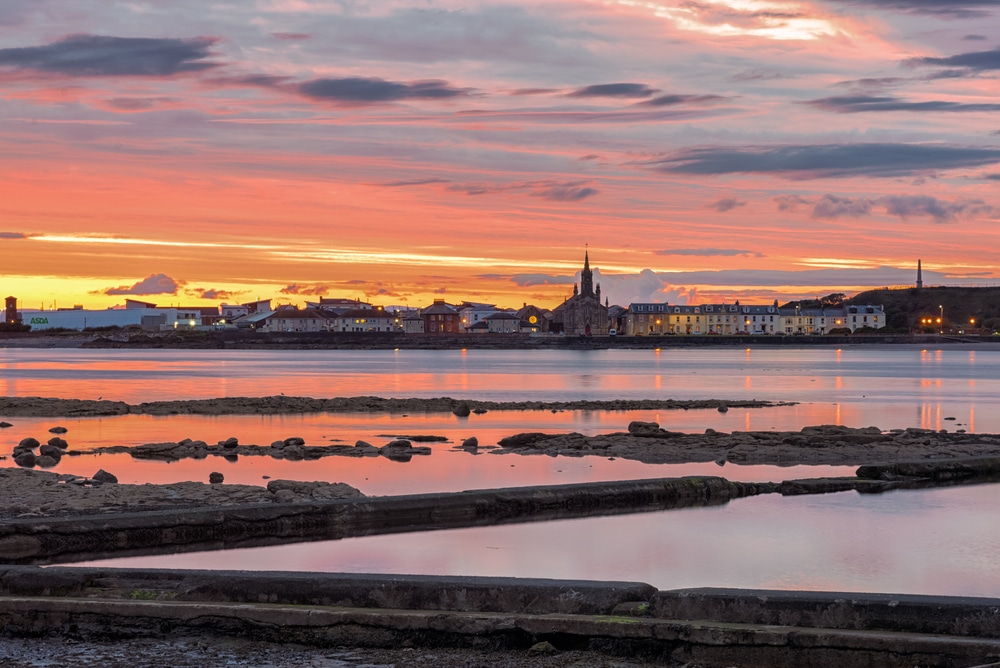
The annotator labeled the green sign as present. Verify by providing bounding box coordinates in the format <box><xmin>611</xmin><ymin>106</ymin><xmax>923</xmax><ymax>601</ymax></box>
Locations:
<box><xmin>29</xmin><ymin>317</ymin><xmax>49</xmax><ymax>325</ymax></box>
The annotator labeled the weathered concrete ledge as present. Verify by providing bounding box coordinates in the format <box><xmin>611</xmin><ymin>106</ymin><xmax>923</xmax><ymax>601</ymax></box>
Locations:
<box><xmin>0</xmin><ymin>477</ymin><xmax>771</xmax><ymax>564</ymax></box>
<box><xmin>1</xmin><ymin>568</ymin><xmax>998</xmax><ymax>667</ymax></box>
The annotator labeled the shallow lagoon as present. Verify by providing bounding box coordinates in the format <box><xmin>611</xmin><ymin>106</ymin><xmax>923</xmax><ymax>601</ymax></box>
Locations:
<box><xmin>3</xmin><ymin>345</ymin><xmax>999</xmax><ymax>596</ymax></box>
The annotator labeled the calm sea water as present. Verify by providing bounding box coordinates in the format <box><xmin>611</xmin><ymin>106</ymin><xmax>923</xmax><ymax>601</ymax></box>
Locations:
<box><xmin>3</xmin><ymin>345</ymin><xmax>1000</xmax><ymax>596</ymax></box>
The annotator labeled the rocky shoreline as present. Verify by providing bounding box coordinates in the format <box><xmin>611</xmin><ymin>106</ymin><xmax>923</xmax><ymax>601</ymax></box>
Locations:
<box><xmin>11</xmin><ymin>421</ymin><xmax>998</xmax><ymax>468</ymax></box>
<box><xmin>0</xmin><ymin>395</ymin><xmax>788</xmax><ymax>417</ymax></box>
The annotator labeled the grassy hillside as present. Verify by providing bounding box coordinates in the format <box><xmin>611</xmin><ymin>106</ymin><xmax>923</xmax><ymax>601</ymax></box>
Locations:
<box><xmin>847</xmin><ymin>286</ymin><xmax>1000</xmax><ymax>333</ymax></box>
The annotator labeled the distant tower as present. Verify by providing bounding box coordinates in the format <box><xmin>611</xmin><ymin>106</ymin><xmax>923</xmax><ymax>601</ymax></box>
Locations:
<box><xmin>580</xmin><ymin>248</ymin><xmax>595</xmax><ymax>297</ymax></box>
<box><xmin>5</xmin><ymin>296</ymin><xmax>18</xmax><ymax>324</ymax></box>
<box><xmin>916</xmin><ymin>259</ymin><xmax>923</xmax><ymax>291</ymax></box>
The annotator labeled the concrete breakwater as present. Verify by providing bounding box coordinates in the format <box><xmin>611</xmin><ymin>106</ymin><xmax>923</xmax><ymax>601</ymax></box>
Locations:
<box><xmin>0</xmin><ymin>476</ymin><xmax>770</xmax><ymax>564</ymax></box>
<box><xmin>1</xmin><ymin>567</ymin><xmax>999</xmax><ymax>667</ymax></box>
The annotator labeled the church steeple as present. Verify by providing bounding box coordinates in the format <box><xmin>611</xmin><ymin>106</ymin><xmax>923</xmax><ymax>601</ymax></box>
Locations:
<box><xmin>580</xmin><ymin>247</ymin><xmax>594</xmax><ymax>297</ymax></box>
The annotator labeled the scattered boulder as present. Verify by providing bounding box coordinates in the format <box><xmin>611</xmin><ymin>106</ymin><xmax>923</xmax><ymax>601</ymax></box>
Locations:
<box><xmin>472</xmin><ymin>408</ymin><xmax>488</xmax><ymax>415</ymax></box>
<box><xmin>219</xmin><ymin>437</ymin><xmax>239</xmax><ymax>449</ymax></box>
<box><xmin>208</xmin><ymin>472</ymin><xmax>224</xmax><ymax>484</ymax></box>
<box><xmin>38</xmin><ymin>444</ymin><xmax>64</xmax><ymax>460</ymax></box>
<box><xmin>379</xmin><ymin>439</ymin><xmax>432</xmax><ymax>460</ymax></box>
<box><xmin>627</xmin><ymin>421</ymin><xmax>662</xmax><ymax>436</ymax></box>
<box><xmin>270</xmin><ymin>440</ymin><xmax>285</xmax><ymax>448</ymax></box>
<box><xmin>462</xmin><ymin>436</ymin><xmax>479</xmax><ymax>449</ymax></box>
<box><xmin>528</xmin><ymin>641</ymin><xmax>558</xmax><ymax>656</ymax></box>
<box><xmin>718</xmin><ymin>404</ymin><xmax>729</xmax><ymax>413</ymax></box>
<box><xmin>36</xmin><ymin>455</ymin><xmax>59</xmax><ymax>468</ymax></box>
<box><xmin>283</xmin><ymin>437</ymin><xmax>305</xmax><ymax>447</ymax></box>
<box><xmin>452</xmin><ymin>402</ymin><xmax>471</xmax><ymax>417</ymax></box>
<box><xmin>46</xmin><ymin>437</ymin><xmax>68</xmax><ymax>449</ymax></box>
<box><xmin>18</xmin><ymin>437</ymin><xmax>40</xmax><ymax>449</ymax></box>
<box><xmin>92</xmin><ymin>469</ymin><xmax>118</xmax><ymax>484</ymax></box>
<box><xmin>13</xmin><ymin>452</ymin><xmax>36</xmax><ymax>468</ymax></box>
<box><xmin>0</xmin><ymin>421</ymin><xmax>12</xmax><ymax>428</ymax></box>
<box><xmin>48</xmin><ymin>426</ymin><xmax>68</xmax><ymax>434</ymax></box>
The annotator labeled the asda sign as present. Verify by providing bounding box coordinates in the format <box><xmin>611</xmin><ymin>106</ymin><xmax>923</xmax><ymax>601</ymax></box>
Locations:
<box><xmin>29</xmin><ymin>317</ymin><xmax>49</xmax><ymax>325</ymax></box>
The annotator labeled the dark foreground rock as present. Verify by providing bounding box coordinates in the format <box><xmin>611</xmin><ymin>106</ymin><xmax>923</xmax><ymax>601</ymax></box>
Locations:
<box><xmin>1</xmin><ymin>567</ymin><xmax>999</xmax><ymax>668</ymax></box>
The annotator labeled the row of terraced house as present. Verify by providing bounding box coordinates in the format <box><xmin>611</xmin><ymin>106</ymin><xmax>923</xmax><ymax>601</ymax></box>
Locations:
<box><xmin>623</xmin><ymin>301</ymin><xmax>885</xmax><ymax>336</ymax></box>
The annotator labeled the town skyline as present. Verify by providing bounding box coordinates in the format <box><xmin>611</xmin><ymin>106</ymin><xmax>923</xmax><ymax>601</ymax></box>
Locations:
<box><xmin>2</xmin><ymin>1</ymin><xmax>999</xmax><ymax>310</ymax></box>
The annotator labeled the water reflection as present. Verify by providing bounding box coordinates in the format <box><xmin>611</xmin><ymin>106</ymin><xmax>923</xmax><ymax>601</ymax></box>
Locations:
<box><xmin>75</xmin><ymin>484</ymin><xmax>1000</xmax><ymax>598</ymax></box>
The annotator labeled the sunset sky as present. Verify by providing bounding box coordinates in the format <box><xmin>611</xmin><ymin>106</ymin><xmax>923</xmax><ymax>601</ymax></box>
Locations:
<box><xmin>2</xmin><ymin>0</ymin><xmax>1000</xmax><ymax>311</ymax></box>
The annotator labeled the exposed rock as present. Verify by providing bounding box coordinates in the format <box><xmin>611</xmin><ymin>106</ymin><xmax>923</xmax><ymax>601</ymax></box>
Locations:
<box><xmin>36</xmin><ymin>455</ymin><xmax>58</xmax><ymax>468</ymax></box>
<box><xmin>13</xmin><ymin>452</ymin><xmax>36</xmax><ymax>468</ymax></box>
<box><xmin>270</xmin><ymin>440</ymin><xmax>285</xmax><ymax>448</ymax></box>
<box><xmin>283</xmin><ymin>437</ymin><xmax>305</xmax><ymax>447</ymax></box>
<box><xmin>132</xmin><ymin>441</ymin><xmax>207</xmax><ymax>461</ymax></box>
<box><xmin>92</xmin><ymin>469</ymin><xmax>118</xmax><ymax>484</ymax></box>
<box><xmin>462</xmin><ymin>437</ymin><xmax>479</xmax><ymax>449</ymax></box>
<box><xmin>379</xmin><ymin>439</ymin><xmax>432</xmax><ymax>460</ymax></box>
<box><xmin>528</xmin><ymin>641</ymin><xmax>558</xmax><ymax>656</ymax></box>
<box><xmin>38</xmin><ymin>444</ymin><xmax>63</xmax><ymax>461</ymax></box>
<box><xmin>497</xmin><ymin>433</ymin><xmax>552</xmax><ymax>448</ymax></box>
<box><xmin>627</xmin><ymin>421</ymin><xmax>661</xmax><ymax>436</ymax></box>
<box><xmin>219</xmin><ymin>437</ymin><xmax>239</xmax><ymax>449</ymax></box>
<box><xmin>209</xmin><ymin>472</ymin><xmax>224</xmax><ymax>484</ymax></box>
<box><xmin>48</xmin><ymin>426</ymin><xmax>68</xmax><ymax>434</ymax></box>
<box><xmin>0</xmin><ymin>422</ymin><xmax>12</xmax><ymax>428</ymax></box>
<box><xmin>452</xmin><ymin>402</ymin><xmax>471</xmax><ymax>417</ymax></box>
<box><xmin>718</xmin><ymin>404</ymin><xmax>729</xmax><ymax>413</ymax></box>
<box><xmin>491</xmin><ymin>425</ymin><xmax>1000</xmax><ymax>466</ymax></box>
<box><xmin>17</xmin><ymin>437</ymin><xmax>40</xmax><ymax>449</ymax></box>
<box><xmin>46</xmin><ymin>437</ymin><xmax>68</xmax><ymax>449</ymax></box>
<box><xmin>265</xmin><ymin>479</ymin><xmax>365</xmax><ymax>501</ymax></box>
<box><xmin>472</xmin><ymin>408</ymin><xmax>488</xmax><ymax>414</ymax></box>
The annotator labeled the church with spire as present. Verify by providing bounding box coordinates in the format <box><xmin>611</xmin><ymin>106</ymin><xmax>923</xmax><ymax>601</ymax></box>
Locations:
<box><xmin>552</xmin><ymin>249</ymin><xmax>610</xmax><ymax>335</ymax></box>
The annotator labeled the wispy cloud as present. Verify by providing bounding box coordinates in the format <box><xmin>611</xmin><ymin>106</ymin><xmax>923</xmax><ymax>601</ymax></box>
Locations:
<box><xmin>805</xmin><ymin>95</ymin><xmax>1000</xmax><ymax>113</ymax></box>
<box><xmin>708</xmin><ymin>197</ymin><xmax>747</xmax><ymax>212</ymax></box>
<box><xmin>103</xmin><ymin>273</ymin><xmax>181</xmax><ymax>296</ymax></box>
<box><xmin>376</xmin><ymin>178</ymin><xmax>451</xmax><ymax>187</ymax></box>
<box><xmin>824</xmin><ymin>0</ymin><xmax>1000</xmax><ymax>18</ymax></box>
<box><xmin>447</xmin><ymin>179</ymin><xmax>598</xmax><ymax>202</ymax></box>
<box><xmin>649</xmin><ymin>143</ymin><xmax>1000</xmax><ymax>178</ymax></box>
<box><xmin>189</xmin><ymin>288</ymin><xmax>238</xmax><ymax>300</ymax></box>
<box><xmin>0</xmin><ymin>232</ymin><xmax>28</xmax><ymax>239</ymax></box>
<box><xmin>299</xmin><ymin>77</ymin><xmax>472</xmax><ymax>105</ymax></box>
<box><xmin>811</xmin><ymin>194</ymin><xmax>874</xmax><ymax>218</ymax></box>
<box><xmin>566</xmin><ymin>83</ymin><xmax>657</xmax><ymax>98</ymax></box>
<box><xmin>279</xmin><ymin>283</ymin><xmax>330</xmax><ymax>296</ymax></box>
<box><xmin>656</xmin><ymin>248</ymin><xmax>764</xmax><ymax>258</ymax></box>
<box><xmin>906</xmin><ymin>47</ymin><xmax>1000</xmax><ymax>73</ymax></box>
<box><xmin>804</xmin><ymin>193</ymin><xmax>996</xmax><ymax>222</ymax></box>
<box><xmin>0</xmin><ymin>34</ymin><xmax>219</xmax><ymax>76</ymax></box>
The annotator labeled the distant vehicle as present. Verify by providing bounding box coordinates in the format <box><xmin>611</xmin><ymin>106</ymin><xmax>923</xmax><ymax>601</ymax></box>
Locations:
<box><xmin>609</xmin><ymin>329</ymin><xmax>617</xmax><ymax>336</ymax></box>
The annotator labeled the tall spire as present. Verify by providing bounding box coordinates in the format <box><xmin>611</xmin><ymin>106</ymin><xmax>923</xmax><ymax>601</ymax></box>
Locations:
<box><xmin>916</xmin><ymin>259</ymin><xmax>923</xmax><ymax>290</ymax></box>
<box><xmin>580</xmin><ymin>246</ymin><xmax>594</xmax><ymax>297</ymax></box>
